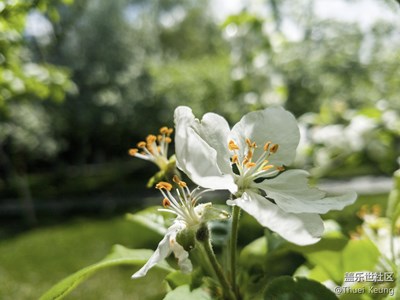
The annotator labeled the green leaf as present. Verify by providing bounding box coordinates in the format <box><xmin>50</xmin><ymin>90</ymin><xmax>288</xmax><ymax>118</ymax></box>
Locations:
<box><xmin>39</xmin><ymin>245</ymin><xmax>172</xmax><ymax>300</ymax></box>
<box><xmin>165</xmin><ymin>271</ymin><xmax>192</xmax><ymax>289</ymax></box>
<box><xmin>163</xmin><ymin>285</ymin><xmax>212</xmax><ymax>300</ymax></box>
<box><xmin>304</xmin><ymin>238</ymin><xmax>380</xmax><ymax>285</ymax></box>
<box><xmin>342</xmin><ymin>238</ymin><xmax>380</xmax><ymax>273</ymax></box>
<box><xmin>239</xmin><ymin>236</ymin><xmax>267</xmax><ymax>270</ymax></box>
<box><xmin>126</xmin><ymin>206</ymin><xmax>169</xmax><ymax>236</ymax></box>
<box><xmin>264</xmin><ymin>276</ymin><xmax>338</xmax><ymax>300</ymax></box>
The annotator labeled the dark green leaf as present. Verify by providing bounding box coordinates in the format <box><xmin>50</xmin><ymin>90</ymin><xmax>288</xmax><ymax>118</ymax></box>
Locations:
<box><xmin>264</xmin><ymin>276</ymin><xmax>338</xmax><ymax>300</ymax></box>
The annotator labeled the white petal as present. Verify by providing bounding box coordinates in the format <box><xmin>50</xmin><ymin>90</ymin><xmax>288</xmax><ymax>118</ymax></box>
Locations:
<box><xmin>255</xmin><ymin>170</ymin><xmax>357</xmax><ymax>214</ymax></box>
<box><xmin>170</xmin><ymin>237</ymin><xmax>192</xmax><ymax>273</ymax></box>
<box><xmin>230</xmin><ymin>191</ymin><xmax>324</xmax><ymax>245</ymax></box>
<box><xmin>131</xmin><ymin>231</ymin><xmax>172</xmax><ymax>279</ymax></box>
<box><xmin>230</xmin><ymin>107</ymin><xmax>300</xmax><ymax>166</ymax></box>
<box><xmin>174</xmin><ymin>106</ymin><xmax>237</xmax><ymax>193</ymax></box>
<box><xmin>197</xmin><ymin>112</ymin><xmax>234</xmax><ymax>174</ymax></box>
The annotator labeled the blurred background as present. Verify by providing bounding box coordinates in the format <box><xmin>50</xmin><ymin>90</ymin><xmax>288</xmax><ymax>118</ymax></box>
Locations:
<box><xmin>0</xmin><ymin>0</ymin><xmax>399</xmax><ymax>298</ymax></box>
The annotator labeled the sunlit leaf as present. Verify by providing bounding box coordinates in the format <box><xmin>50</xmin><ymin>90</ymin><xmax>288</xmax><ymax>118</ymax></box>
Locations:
<box><xmin>163</xmin><ymin>285</ymin><xmax>212</xmax><ymax>300</ymax></box>
<box><xmin>39</xmin><ymin>244</ymin><xmax>172</xmax><ymax>300</ymax></box>
<box><xmin>126</xmin><ymin>206</ymin><xmax>169</xmax><ymax>236</ymax></box>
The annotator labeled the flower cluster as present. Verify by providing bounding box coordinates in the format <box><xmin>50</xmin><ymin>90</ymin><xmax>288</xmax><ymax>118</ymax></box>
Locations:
<box><xmin>130</xmin><ymin>105</ymin><xmax>357</xmax><ymax>280</ymax></box>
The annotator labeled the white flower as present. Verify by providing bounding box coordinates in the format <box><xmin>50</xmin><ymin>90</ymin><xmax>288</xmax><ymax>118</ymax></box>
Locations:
<box><xmin>132</xmin><ymin>177</ymin><xmax>229</xmax><ymax>278</ymax></box>
<box><xmin>174</xmin><ymin>106</ymin><xmax>357</xmax><ymax>245</ymax></box>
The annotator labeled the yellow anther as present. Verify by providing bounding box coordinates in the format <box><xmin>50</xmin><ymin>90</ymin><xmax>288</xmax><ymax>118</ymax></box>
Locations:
<box><xmin>276</xmin><ymin>166</ymin><xmax>285</xmax><ymax>171</ymax></box>
<box><xmin>243</xmin><ymin>157</ymin><xmax>249</xmax><ymax>165</ymax></box>
<box><xmin>228</xmin><ymin>140</ymin><xmax>239</xmax><ymax>151</ymax></box>
<box><xmin>162</xmin><ymin>198</ymin><xmax>171</xmax><ymax>208</ymax></box>
<box><xmin>262</xmin><ymin>165</ymin><xmax>274</xmax><ymax>171</ymax></box>
<box><xmin>173</xmin><ymin>175</ymin><xmax>187</xmax><ymax>187</ymax></box>
<box><xmin>263</xmin><ymin>141</ymin><xmax>271</xmax><ymax>152</ymax></box>
<box><xmin>245</xmin><ymin>138</ymin><xmax>252</xmax><ymax>147</ymax></box>
<box><xmin>157</xmin><ymin>135</ymin><xmax>163</xmax><ymax>142</ymax></box>
<box><xmin>245</xmin><ymin>162</ymin><xmax>256</xmax><ymax>168</ymax></box>
<box><xmin>165</xmin><ymin>137</ymin><xmax>172</xmax><ymax>143</ymax></box>
<box><xmin>137</xmin><ymin>141</ymin><xmax>146</xmax><ymax>148</ymax></box>
<box><xmin>167</xmin><ymin>128</ymin><xmax>174</xmax><ymax>135</ymax></box>
<box><xmin>270</xmin><ymin>144</ymin><xmax>279</xmax><ymax>153</ymax></box>
<box><xmin>231</xmin><ymin>154</ymin><xmax>239</xmax><ymax>164</ymax></box>
<box><xmin>128</xmin><ymin>148</ymin><xmax>138</xmax><ymax>156</ymax></box>
<box><xmin>160</xmin><ymin>127</ymin><xmax>169</xmax><ymax>134</ymax></box>
<box><xmin>156</xmin><ymin>182</ymin><xmax>173</xmax><ymax>191</ymax></box>
<box><xmin>247</xmin><ymin>150</ymin><xmax>253</xmax><ymax>160</ymax></box>
<box><xmin>146</xmin><ymin>134</ymin><xmax>157</xmax><ymax>144</ymax></box>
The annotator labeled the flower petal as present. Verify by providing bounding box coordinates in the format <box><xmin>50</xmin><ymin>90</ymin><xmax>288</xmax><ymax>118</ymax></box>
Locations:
<box><xmin>255</xmin><ymin>170</ymin><xmax>357</xmax><ymax>214</ymax></box>
<box><xmin>174</xmin><ymin>106</ymin><xmax>237</xmax><ymax>193</ymax></box>
<box><xmin>131</xmin><ymin>231</ymin><xmax>172</xmax><ymax>279</ymax></box>
<box><xmin>170</xmin><ymin>237</ymin><xmax>192</xmax><ymax>273</ymax></box>
<box><xmin>230</xmin><ymin>107</ymin><xmax>300</xmax><ymax>166</ymax></box>
<box><xmin>229</xmin><ymin>191</ymin><xmax>324</xmax><ymax>245</ymax></box>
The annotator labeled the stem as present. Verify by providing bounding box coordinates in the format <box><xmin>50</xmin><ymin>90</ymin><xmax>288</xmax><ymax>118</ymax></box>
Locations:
<box><xmin>199</xmin><ymin>226</ymin><xmax>236</xmax><ymax>300</ymax></box>
<box><xmin>230</xmin><ymin>205</ymin><xmax>241</xmax><ymax>298</ymax></box>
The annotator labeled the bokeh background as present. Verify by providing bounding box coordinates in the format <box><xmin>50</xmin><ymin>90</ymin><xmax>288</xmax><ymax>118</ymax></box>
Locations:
<box><xmin>1</xmin><ymin>0</ymin><xmax>399</xmax><ymax>299</ymax></box>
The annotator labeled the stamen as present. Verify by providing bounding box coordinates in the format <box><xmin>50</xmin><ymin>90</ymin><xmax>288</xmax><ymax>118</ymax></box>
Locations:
<box><xmin>128</xmin><ymin>148</ymin><xmax>138</xmax><ymax>156</ymax></box>
<box><xmin>231</xmin><ymin>154</ymin><xmax>238</xmax><ymax>164</ymax></box>
<box><xmin>162</xmin><ymin>198</ymin><xmax>171</xmax><ymax>208</ymax></box>
<box><xmin>270</xmin><ymin>144</ymin><xmax>279</xmax><ymax>153</ymax></box>
<box><xmin>228</xmin><ymin>140</ymin><xmax>239</xmax><ymax>151</ymax></box>
<box><xmin>156</xmin><ymin>182</ymin><xmax>173</xmax><ymax>191</ymax></box>
<box><xmin>247</xmin><ymin>150</ymin><xmax>253</xmax><ymax>160</ymax></box>
<box><xmin>246</xmin><ymin>138</ymin><xmax>252</xmax><ymax>147</ymax></box>
<box><xmin>137</xmin><ymin>141</ymin><xmax>146</xmax><ymax>148</ymax></box>
<box><xmin>246</xmin><ymin>162</ymin><xmax>256</xmax><ymax>168</ymax></box>
<box><xmin>165</xmin><ymin>137</ymin><xmax>172</xmax><ymax>143</ymax></box>
<box><xmin>160</xmin><ymin>127</ymin><xmax>169</xmax><ymax>134</ymax></box>
<box><xmin>262</xmin><ymin>165</ymin><xmax>274</xmax><ymax>171</ymax></box>
<box><xmin>173</xmin><ymin>175</ymin><xmax>187</xmax><ymax>188</ymax></box>
<box><xmin>146</xmin><ymin>134</ymin><xmax>157</xmax><ymax>144</ymax></box>
<box><xmin>167</xmin><ymin>128</ymin><xmax>174</xmax><ymax>135</ymax></box>
<box><xmin>263</xmin><ymin>141</ymin><xmax>271</xmax><ymax>152</ymax></box>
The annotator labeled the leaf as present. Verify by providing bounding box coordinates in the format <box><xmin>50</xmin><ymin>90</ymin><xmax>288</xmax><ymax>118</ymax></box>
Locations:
<box><xmin>239</xmin><ymin>236</ymin><xmax>267</xmax><ymax>270</ymax></box>
<box><xmin>126</xmin><ymin>206</ymin><xmax>169</xmax><ymax>236</ymax></box>
<box><xmin>165</xmin><ymin>270</ymin><xmax>192</xmax><ymax>289</ymax></box>
<box><xmin>304</xmin><ymin>238</ymin><xmax>380</xmax><ymax>285</ymax></box>
<box><xmin>342</xmin><ymin>238</ymin><xmax>380</xmax><ymax>273</ymax></box>
<box><xmin>40</xmin><ymin>245</ymin><xmax>172</xmax><ymax>300</ymax></box>
<box><xmin>163</xmin><ymin>285</ymin><xmax>212</xmax><ymax>300</ymax></box>
<box><xmin>264</xmin><ymin>276</ymin><xmax>338</xmax><ymax>300</ymax></box>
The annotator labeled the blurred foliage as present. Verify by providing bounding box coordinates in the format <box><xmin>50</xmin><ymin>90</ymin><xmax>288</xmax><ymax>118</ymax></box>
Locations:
<box><xmin>0</xmin><ymin>0</ymin><xmax>399</xmax><ymax>206</ymax></box>
<box><xmin>222</xmin><ymin>0</ymin><xmax>400</xmax><ymax>176</ymax></box>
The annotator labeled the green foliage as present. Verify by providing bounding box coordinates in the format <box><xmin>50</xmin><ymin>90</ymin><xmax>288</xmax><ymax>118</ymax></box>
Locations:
<box><xmin>40</xmin><ymin>245</ymin><xmax>172</xmax><ymax>300</ymax></box>
<box><xmin>264</xmin><ymin>276</ymin><xmax>338</xmax><ymax>300</ymax></box>
<box><xmin>303</xmin><ymin>238</ymin><xmax>380</xmax><ymax>285</ymax></box>
<box><xmin>163</xmin><ymin>285</ymin><xmax>213</xmax><ymax>300</ymax></box>
<box><xmin>387</xmin><ymin>169</ymin><xmax>400</xmax><ymax>230</ymax></box>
